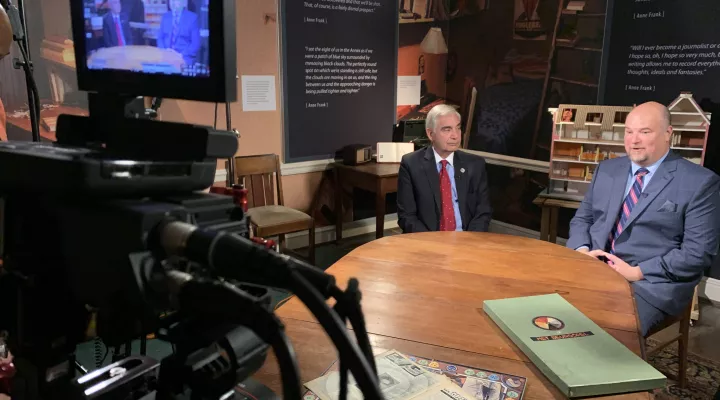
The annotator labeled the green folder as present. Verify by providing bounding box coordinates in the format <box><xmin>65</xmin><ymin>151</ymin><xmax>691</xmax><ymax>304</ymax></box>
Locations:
<box><xmin>483</xmin><ymin>293</ymin><xmax>666</xmax><ymax>398</ymax></box>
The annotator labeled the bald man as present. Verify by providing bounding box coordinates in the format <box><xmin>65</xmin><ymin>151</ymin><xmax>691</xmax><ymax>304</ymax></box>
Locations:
<box><xmin>567</xmin><ymin>101</ymin><xmax>720</xmax><ymax>336</ymax></box>
<box><xmin>157</xmin><ymin>0</ymin><xmax>200</xmax><ymax>66</ymax></box>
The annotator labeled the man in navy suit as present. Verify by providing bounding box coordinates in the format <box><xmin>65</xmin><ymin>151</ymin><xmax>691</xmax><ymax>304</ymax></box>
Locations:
<box><xmin>397</xmin><ymin>104</ymin><xmax>492</xmax><ymax>233</ymax></box>
<box><xmin>567</xmin><ymin>101</ymin><xmax>720</xmax><ymax>336</ymax></box>
<box><xmin>102</xmin><ymin>0</ymin><xmax>132</xmax><ymax>47</ymax></box>
<box><xmin>157</xmin><ymin>0</ymin><xmax>201</xmax><ymax>67</ymax></box>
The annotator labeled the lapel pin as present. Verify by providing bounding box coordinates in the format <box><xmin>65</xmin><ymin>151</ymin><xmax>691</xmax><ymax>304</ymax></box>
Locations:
<box><xmin>460</xmin><ymin>168</ymin><xmax>465</xmax><ymax>173</ymax></box>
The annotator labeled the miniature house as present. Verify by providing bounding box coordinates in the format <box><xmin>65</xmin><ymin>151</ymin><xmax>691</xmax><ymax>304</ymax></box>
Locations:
<box><xmin>667</xmin><ymin>92</ymin><xmax>710</xmax><ymax>165</ymax></box>
<box><xmin>544</xmin><ymin>93</ymin><xmax>711</xmax><ymax>200</ymax></box>
<box><xmin>545</xmin><ymin>104</ymin><xmax>633</xmax><ymax>201</ymax></box>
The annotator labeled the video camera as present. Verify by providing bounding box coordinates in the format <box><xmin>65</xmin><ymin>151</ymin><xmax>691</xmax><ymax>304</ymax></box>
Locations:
<box><xmin>0</xmin><ymin>1</ymin><xmax>383</xmax><ymax>399</ymax></box>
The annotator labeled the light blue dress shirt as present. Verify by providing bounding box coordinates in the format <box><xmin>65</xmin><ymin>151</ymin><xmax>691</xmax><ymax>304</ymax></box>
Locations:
<box><xmin>624</xmin><ymin>150</ymin><xmax>669</xmax><ymax>196</ymax></box>
<box><xmin>434</xmin><ymin>149</ymin><xmax>463</xmax><ymax>231</ymax></box>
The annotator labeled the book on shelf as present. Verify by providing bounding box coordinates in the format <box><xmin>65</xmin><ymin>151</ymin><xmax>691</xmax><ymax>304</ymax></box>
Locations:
<box><xmin>556</xmin><ymin>33</ymin><xmax>579</xmax><ymax>46</ymax></box>
<box><xmin>377</xmin><ymin>142</ymin><xmax>413</xmax><ymax>163</ymax></box>
<box><xmin>41</xmin><ymin>36</ymin><xmax>75</xmax><ymax>68</ymax></box>
<box><xmin>566</xmin><ymin>1</ymin><xmax>586</xmax><ymax>11</ymax></box>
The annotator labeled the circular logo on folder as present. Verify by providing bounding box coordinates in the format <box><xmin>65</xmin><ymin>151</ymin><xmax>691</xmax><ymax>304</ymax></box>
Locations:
<box><xmin>532</xmin><ymin>316</ymin><xmax>565</xmax><ymax>331</ymax></box>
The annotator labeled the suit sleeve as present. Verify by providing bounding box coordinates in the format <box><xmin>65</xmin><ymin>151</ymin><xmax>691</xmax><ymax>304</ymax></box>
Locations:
<box><xmin>102</xmin><ymin>17</ymin><xmax>113</xmax><ymax>48</ymax></box>
<box><xmin>157</xmin><ymin>18</ymin><xmax>167</xmax><ymax>49</ymax></box>
<box><xmin>184</xmin><ymin>15</ymin><xmax>201</xmax><ymax>58</ymax></box>
<box><xmin>466</xmin><ymin>158</ymin><xmax>492</xmax><ymax>232</ymax></box>
<box><xmin>639</xmin><ymin>173</ymin><xmax>720</xmax><ymax>283</ymax></box>
<box><xmin>397</xmin><ymin>156</ymin><xmax>429</xmax><ymax>233</ymax></box>
<box><xmin>567</xmin><ymin>162</ymin><xmax>601</xmax><ymax>250</ymax></box>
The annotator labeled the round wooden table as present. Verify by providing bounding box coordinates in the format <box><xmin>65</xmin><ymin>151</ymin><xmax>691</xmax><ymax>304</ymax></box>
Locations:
<box><xmin>254</xmin><ymin>232</ymin><xmax>651</xmax><ymax>399</ymax></box>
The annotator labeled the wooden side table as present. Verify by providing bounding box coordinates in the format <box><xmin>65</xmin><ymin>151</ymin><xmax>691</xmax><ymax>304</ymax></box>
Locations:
<box><xmin>334</xmin><ymin>162</ymin><xmax>399</xmax><ymax>241</ymax></box>
<box><xmin>533</xmin><ymin>196</ymin><xmax>580</xmax><ymax>243</ymax></box>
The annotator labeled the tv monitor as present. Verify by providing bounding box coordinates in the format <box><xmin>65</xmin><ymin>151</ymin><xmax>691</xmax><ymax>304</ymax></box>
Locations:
<box><xmin>69</xmin><ymin>0</ymin><xmax>237</xmax><ymax>103</ymax></box>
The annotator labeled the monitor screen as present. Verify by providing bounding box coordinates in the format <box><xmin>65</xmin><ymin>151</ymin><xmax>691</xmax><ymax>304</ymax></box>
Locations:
<box><xmin>81</xmin><ymin>0</ymin><xmax>210</xmax><ymax>78</ymax></box>
<box><xmin>70</xmin><ymin>0</ymin><xmax>235</xmax><ymax>102</ymax></box>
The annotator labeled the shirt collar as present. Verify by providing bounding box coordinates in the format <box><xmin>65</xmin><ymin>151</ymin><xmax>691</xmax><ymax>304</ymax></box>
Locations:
<box><xmin>433</xmin><ymin>147</ymin><xmax>454</xmax><ymax>167</ymax></box>
<box><xmin>631</xmin><ymin>150</ymin><xmax>669</xmax><ymax>176</ymax></box>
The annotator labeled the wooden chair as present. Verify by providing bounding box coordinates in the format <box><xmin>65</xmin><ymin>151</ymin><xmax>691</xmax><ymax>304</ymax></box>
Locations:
<box><xmin>234</xmin><ymin>154</ymin><xmax>315</xmax><ymax>264</ymax></box>
<box><xmin>459</xmin><ymin>76</ymin><xmax>477</xmax><ymax>149</ymax></box>
<box><xmin>641</xmin><ymin>296</ymin><xmax>693</xmax><ymax>388</ymax></box>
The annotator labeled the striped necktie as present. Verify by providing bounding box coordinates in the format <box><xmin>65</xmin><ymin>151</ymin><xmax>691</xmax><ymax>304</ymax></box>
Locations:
<box><xmin>608</xmin><ymin>168</ymin><xmax>649</xmax><ymax>253</ymax></box>
<box><xmin>171</xmin><ymin>12</ymin><xmax>181</xmax><ymax>46</ymax></box>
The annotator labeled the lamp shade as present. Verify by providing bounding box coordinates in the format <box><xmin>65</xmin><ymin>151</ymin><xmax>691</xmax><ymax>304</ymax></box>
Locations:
<box><xmin>420</xmin><ymin>27</ymin><xmax>448</xmax><ymax>55</ymax></box>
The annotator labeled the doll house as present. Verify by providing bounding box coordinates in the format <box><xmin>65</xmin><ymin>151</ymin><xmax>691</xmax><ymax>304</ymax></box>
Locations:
<box><xmin>667</xmin><ymin>92</ymin><xmax>710</xmax><ymax>165</ymax></box>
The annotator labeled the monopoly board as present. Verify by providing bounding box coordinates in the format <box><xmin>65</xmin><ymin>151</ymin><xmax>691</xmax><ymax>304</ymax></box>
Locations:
<box><xmin>302</xmin><ymin>352</ymin><xmax>527</xmax><ymax>400</ymax></box>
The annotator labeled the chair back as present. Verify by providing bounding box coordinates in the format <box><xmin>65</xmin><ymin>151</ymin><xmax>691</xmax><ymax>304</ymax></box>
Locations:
<box><xmin>460</xmin><ymin>77</ymin><xmax>477</xmax><ymax>149</ymax></box>
<box><xmin>233</xmin><ymin>154</ymin><xmax>284</xmax><ymax>208</ymax></box>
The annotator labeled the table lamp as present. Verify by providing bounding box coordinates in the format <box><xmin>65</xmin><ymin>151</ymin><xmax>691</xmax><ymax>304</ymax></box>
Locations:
<box><xmin>420</xmin><ymin>27</ymin><xmax>448</xmax><ymax>97</ymax></box>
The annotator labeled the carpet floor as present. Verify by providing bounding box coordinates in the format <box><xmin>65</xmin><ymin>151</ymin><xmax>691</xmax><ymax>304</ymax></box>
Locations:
<box><xmin>648</xmin><ymin>340</ymin><xmax>720</xmax><ymax>400</ymax></box>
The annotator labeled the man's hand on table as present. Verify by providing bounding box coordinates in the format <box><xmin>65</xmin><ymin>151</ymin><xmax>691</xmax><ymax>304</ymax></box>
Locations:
<box><xmin>575</xmin><ymin>247</ymin><xmax>605</xmax><ymax>259</ymax></box>
<box><xmin>577</xmin><ymin>248</ymin><xmax>644</xmax><ymax>282</ymax></box>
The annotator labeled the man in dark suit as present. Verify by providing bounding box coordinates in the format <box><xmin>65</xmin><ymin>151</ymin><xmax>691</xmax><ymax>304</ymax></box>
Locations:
<box><xmin>157</xmin><ymin>0</ymin><xmax>201</xmax><ymax>67</ymax></box>
<box><xmin>120</xmin><ymin>0</ymin><xmax>145</xmax><ymax>44</ymax></box>
<box><xmin>102</xmin><ymin>0</ymin><xmax>132</xmax><ymax>48</ymax></box>
<box><xmin>397</xmin><ymin>104</ymin><xmax>492</xmax><ymax>233</ymax></box>
<box><xmin>567</xmin><ymin>101</ymin><xmax>720</xmax><ymax>336</ymax></box>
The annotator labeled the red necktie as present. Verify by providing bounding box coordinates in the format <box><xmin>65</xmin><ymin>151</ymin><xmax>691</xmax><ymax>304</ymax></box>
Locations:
<box><xmin>439</xmin><ymin>160</ymin><xmax>456</xmax><ymax>231</ymax></box>
<box><xmin>114</xmin><ymin>16</ymin><xmax>125</xmax><ymax>46</ymax></box>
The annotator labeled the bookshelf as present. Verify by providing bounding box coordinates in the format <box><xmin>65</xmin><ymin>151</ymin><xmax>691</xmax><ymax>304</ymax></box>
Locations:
<box><xmin>530</xmin><ymin>0</ymin><xmax>609</xmax><ymax>160</ymax></box>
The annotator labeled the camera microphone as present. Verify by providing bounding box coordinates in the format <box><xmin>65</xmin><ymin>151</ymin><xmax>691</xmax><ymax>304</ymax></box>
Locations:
<box><xmin>2</xmin><ymin>0</ymin><xmax>23</xmax><ymax>41</ymax></box>
<box><xmin>150</xmin><ymin>220</ymin><xmax>384</xmax><ymax>400</ymax></box>
<box><xmin>152</xmin><ymin>220</ymin><xmax>336</xmax><ymax>297</ymax></box>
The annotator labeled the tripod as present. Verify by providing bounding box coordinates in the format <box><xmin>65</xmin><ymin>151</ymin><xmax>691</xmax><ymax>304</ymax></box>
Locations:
<box><xmin>6</xmin><ymin>0</ymin><xmax>40</xmax><ymax>142</ymax></box>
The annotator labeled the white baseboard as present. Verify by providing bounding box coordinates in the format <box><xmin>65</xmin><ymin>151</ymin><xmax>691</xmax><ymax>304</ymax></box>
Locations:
<box><xmin>283</xmin><ymin>214</ymin><xmax>400</xmax><ymax>250</ymax></box>
<box><xmin>699</xmin><ymin>277</ymin><xmax>720</xmax><ymax>304</ymax></box>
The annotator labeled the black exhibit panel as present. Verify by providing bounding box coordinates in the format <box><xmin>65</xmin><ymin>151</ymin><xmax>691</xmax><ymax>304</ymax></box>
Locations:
<box><xmin>600</xmin><ymin>0</ymin><xmax>720</xmax><ymax>106</ymax></box>
<box><xmin>281</xmin><ymin>0</ymin><xmax>398</xmax><ymax>162</ymax></box>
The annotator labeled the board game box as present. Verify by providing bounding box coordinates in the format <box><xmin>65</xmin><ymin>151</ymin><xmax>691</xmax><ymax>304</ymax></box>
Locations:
<box><xmin>303</xmin><ymin>350</ymin><xmax>527</xmax><ymax>400</ymax></box>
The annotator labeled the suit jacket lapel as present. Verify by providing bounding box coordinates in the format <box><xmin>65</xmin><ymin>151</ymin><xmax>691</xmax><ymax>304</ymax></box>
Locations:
<box><xmin>623</xmin><ymin>154</ymin><xmax>678</xmax><ymax>229</ymax></box>
<box><xmin>454</xmin><ymin>151</ymin><xmax>469</xmax><ymax>227</ymax></box>
<box><xmin>602</xmin><ymin>158</ymin><xmax>631</xmax><ymax>242</ymax></box>
<box><xmin>109</xmin><ymin>16</ymin><xmax>119</xmax><ymax>44</ymax></box>
<box><xmin>422</xmin><ymin>146</ymin><xmax>441</xmax><ymax>215</ymax></box>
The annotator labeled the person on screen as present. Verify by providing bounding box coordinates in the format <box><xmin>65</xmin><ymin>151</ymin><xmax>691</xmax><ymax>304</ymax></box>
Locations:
<box><xmin>102</xmin><ymin>0</ymin><xmax>132</xmax><ymax>47</ymax></box>
<box><xmin>157</xmin><ymin>0</ymin><xmax>201</xmax><ymax>67</ymax></box>
<box><xmin>567</xmin><ymin>102</ymin><xmax>720</xmax><ymax>336</ymax></box>
<box><xmin>397</xmin><ymin>104</ymin><xmax>492</xmax><ymax>233</ymax></box>
<box><xmin>121</xmin><ymin>0</ymin><xmax>145</xmax><ymax>44</ymax></box>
